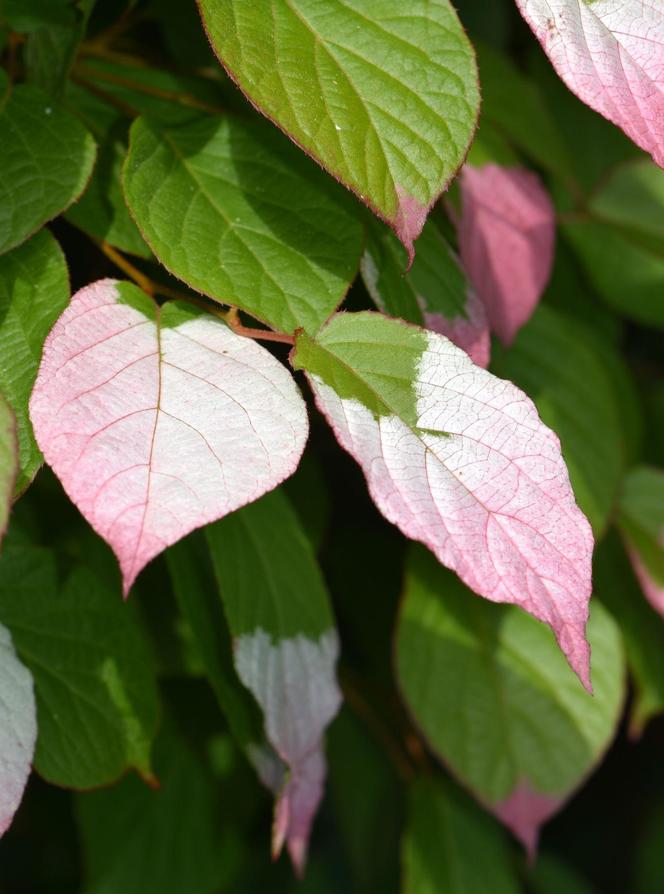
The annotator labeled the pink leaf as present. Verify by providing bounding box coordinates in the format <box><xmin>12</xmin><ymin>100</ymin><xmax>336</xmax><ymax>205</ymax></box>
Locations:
<box><xmin>458</xmin><ymin>164</ymin><xmax>555</xmax><ymax>345</ymax></box>
<box><xmin>0</xmin><ymin>624</ymin><xmax>36</xmax><ymax>837</ymax></box>
<box><xmin>492</xmin><ymin>781</ymin><xmax>561</xmax><ymax>860</ymax></box>
<box><xmin>626</xmin><ymin>543</ymin><xmax>664</xmax><ymax>618</ymax></box>
<box><xmin>516</xmin><ymin>0</ymin><xmax>664</xmax><ymax>168</ymax></box>
<box><xmin>30</xmin><ymin>280</ymin><xmax>308</xmax><ymax>594</ymax></box>
<box><xmin>295</xmin><ymin>315</ymin><xmax>594</xmax><ymax>686</ymax></box>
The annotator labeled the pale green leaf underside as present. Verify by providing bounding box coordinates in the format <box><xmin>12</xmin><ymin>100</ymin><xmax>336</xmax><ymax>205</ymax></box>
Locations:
<box><xmin>397</xmin><ymin>547</ymin><xmax>624</xmax><ymax>803</ymax></box>
<box><xmin>0</xmin><ymin>76</ymin><xmax>96</xmax><ymax>255</ymax></box>
<box><xmin>0</xmin><ymin>229</ymin><xmax>70</xmax><ymax>495</ymax></box>
<box><xmin>491</xmin><ymin>305</ymin><xmax>623</xmax><ymax>536</ymax></box>
<box><xmin>0</xmin><ymin>544</ymin><xmax>159</xmax><ymax>789</ymax></box>
<box><xmin>199</xmin><ymin>0</ymin><xmax>479</xmax><ymax>251</ymax></box>
<box><xmin>123</xmin><ymin>114</ymin><xmax>362</xmax><ymax>334</ymax></box>
<box><xmin>618</xmin><ymin>466</ymin><xmax>664</xmax><ymax>588</ymax></box>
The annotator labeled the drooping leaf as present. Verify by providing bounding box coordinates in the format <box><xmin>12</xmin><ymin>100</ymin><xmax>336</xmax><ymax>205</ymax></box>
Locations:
<box><xmin>166</xmin><ymin>533</ymin><xmax>286</xmax><ymax>805</ymax></box>
<box><xmin>197</xmin><ymin>0</ymin><xmax>480</xmax><ymax>258</ymax></box>
<box><xmin>595</xmin><ymin>530</ymin><xmax>664</xmax><ymax>737</ymax></box>
<box><xmin>77</xmin><ymin>726</ymin><xmax>235</xmax><ymax>894</ymax></box>
<box><xmin>397</xmin><ymin>546</ymin><xmax>625</xmax><ymax>855</ymax></box>
<box><xmin>0</xmin><ymin>542</ymin><xmax>159</xmax><ymax>788</ymax></box>
<box><xmin>0</xmin><ymin>228</ymin><xmax>70</xmax><ymax>494</ymax></box>
<box><xmin>563</xmin><ymin>159</ymin><xmax>664</xmax><ymax>328</ymax></box>
<box><xmin>292</xmin><ymin>311</ymin><xmax>594</xmax><ymax>685</ymax></box>
<box><xmin>516</xmin><ymin>0</ymin><xmax>664</xmax><ymax>168</ymax></box>
<box><xmin>64</xmin><ymin>82</ymin><xmax>150</xmax><ymax>258</ymax></box>
<box><xmin>403</xmin><ymin>776</ymin><xmax>519</xmax><ymax>894</ymax></box>
<box><xmin>617</xmin><ymin>467</ymin><xmax>664</xmax><ymax>618</ymax></box>
<box><xmin>0</xmin><ymin>394</ymin><xmax>17</xmax><ymax>543</ymax></box>
<box><xmin>123</xmin><ymin>114</ymin><xmax>362</xmax><ymax>334</ymax></box>
<box><xmin>458</xmin><ymin>164</ymin><xmax>555</xmax><ymax>345</ymax></box>
<box><xmin>0</xmin><ymin>71</ymin><xmax>96</xmax><ymax>254</ymax></box>
<box><xmin>206</xmin><ymin>489</ymin><xmax>342</xmax><ymax>873</ymax></box>
<box><xmin>491</xmin><ymin>305</ymin><xmax>623</xmax><ymax>537</ymax></box>
<box><xmin>29</xmin><ymin>280</ymin><xmax>308</xmax><ymax>594</ymax></box>
<box><xmin>0</xmin><ymin>622</ymin><xmax>36</xmax><ymax>837</ymax></box>
<box><xmin>361</xmin><ymin>217</ymin><xmax>490</xmax><ymax>367</ymax></box>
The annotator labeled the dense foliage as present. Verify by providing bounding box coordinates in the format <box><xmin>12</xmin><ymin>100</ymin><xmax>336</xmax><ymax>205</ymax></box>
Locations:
<box><xmin>0</xmin><ymin>1</ymin><xmax>663</xmax><ymax>892</ymax></box>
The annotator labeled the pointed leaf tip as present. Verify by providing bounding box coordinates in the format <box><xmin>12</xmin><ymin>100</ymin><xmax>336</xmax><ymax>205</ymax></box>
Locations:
<box><xmin>516</xmin><ymin>0</ymin><xmax>664</xmax><ymax>169</ymax></box>
<box><xmin>29</xmin><ymin>279</ymin><xmax>308</xmax><ymax>592</ymax></box>
<box><xmin>492</xmin><ymin>782</ymin><xmax>561</xmax><ymax>860</ymax></box>
<box><xmin>296</xmin><ymin>313</ymin><xmax>593</xmax><ymax>682</ymax></box>
<box><xmin>459</xmin><ymin>164</ymin><xmax>555</xmax><ymax>346</ymax></box>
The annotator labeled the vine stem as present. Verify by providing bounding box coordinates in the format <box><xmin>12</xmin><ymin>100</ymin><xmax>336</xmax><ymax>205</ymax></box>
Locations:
<box><xmin>96</xmin><ymin>241</ymin><xmax>294</xmax><ymax>345</ymax></box>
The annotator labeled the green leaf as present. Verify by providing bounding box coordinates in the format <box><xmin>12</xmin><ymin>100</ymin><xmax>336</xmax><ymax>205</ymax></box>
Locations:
<box><xmin>0</xmin><ymin>229</ymin><xmax>69</xmax><ymax>494</ymax></box>
<box><xmin>166</xmin><ymin>533</ymin><xmax>275</xmax><ymax>757</ymax></box>
<box><xmin>617</xmin><ymin>466</ymin><xmax>664</xmax><ymax>612</ymax></box>
<box><xmin>198</xmin><ymin>0</ymin><xmax>479</xmax><ymax>257</ymax></box>
<box><xmin>403</xmin><ymin>776</ymin><xmax>519</xmax><ymax>894</ymax></box>
<box><xmin>0</xmin><ymin>392</ymin><xmax>17</xmax><ymax>543</ymax></box>
<box><xmin>2</xmin><ymin>0</ymin><xmax>74</xmax><ymax>32</ymax></box>
<box><xmin>123</xmin><ymin>113</ymin><xmax>362</xmax><ymax>334</ymax></box>
<box><xmin>24</xmin><ymin>0</ymin><xmax>96</xmax><ymax>98</ymax></box>
<box><xmin>205</xmin><ymin>488</ymin><xmax>341</xmax><ymax>871</ymax></box>
<box><xmin>563</xmin><ymin>160</ymin><xmax>664</xmax><ymax>329</ymax></box>
<box><xmin>491</xmin><ymin>305</ymin><xmax>623</xmax><ymax>536</ymax></box>
<box><xmin>0</xmin><ymin>74</ymin><xmax>96</xmax><ymax>254</ymax></box>
<box><xmin>64</xmin><ymin>82</ymin><xmax>149</xmax><ymax>257</ymax></box>
<box><xmin>527</xmin><ymin>853</ymin><xmax>597</xmax><ymax>894</ymax></box>
<box><xmin>361</xmin><ymin>216</ymin><xmax>489</xmax><ymax>366</ymax></box>
<box><xmin>77</xmin><ymin>726</ymin><xmax>235</xmax><ymax>894</ymax></box>
<box><xmin>396</xmin><ymin>546</ymin><xmax>624</xmax><ymax>854</ymax></box>
<box><xmin>475</xmin><ymin>42</ymin><xmax>572</xmax><ymax>182</ymax></box>
<box><xmin>0</xmin><ymin>542</ymin><xmax>159</xmax><ymax>788</ymax></box>
<box><xmin>594</xmin><ymin>531</ymin><xmax>664</xmax><ymax>737</ymax></box>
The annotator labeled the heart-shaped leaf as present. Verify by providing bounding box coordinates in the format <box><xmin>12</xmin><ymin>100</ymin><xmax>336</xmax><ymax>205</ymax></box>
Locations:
<box><xmin>458</xmin><ymin>164</ymin><xmax>555</xmax><ymax>345</ymax></box>
<box><xmin>516</xmin><ymin>0</ymin><xmax>664</xmax><ymax>169</ymax></box>
<box><xmin>0</xmin><ymin>71</ymin><xmax>96</xmax><ymax>254</ymax></box>
<box><xmin>123</xmin><ymin>114</ymin><xmax>362</xmax><ymax>335</ymax></box>
<box><xmin>197</xmin><ymin>0</ymin><xmax>479</xmax><ymax>258</ymax></box>
<box><xmin>397</xmin><ymin>546</ymin><xmax>624</xmax><ymax>855</ymax></box>
<box><xmin>361</xmin><ymin>217</ymin><xmax>490</xmax><ymax>367</ymax></box>
<box><xmin>29</xmin><ymin>279</ymin><xmax>308</xmax><ymax>594</ymax></box>
<box><xmin>0</xmin><ymin>229</ymin><xmax>70</xmax><ymax>495</ymax></box>
<box><xmin>0</xmin><ymin>622</ymin><xmax>36</xmax><ymax>837</ymax></box>
<box><xmin>292</xmin><ymin>311</ymin><xmax>594</xmax><ymax>685</ymax></box>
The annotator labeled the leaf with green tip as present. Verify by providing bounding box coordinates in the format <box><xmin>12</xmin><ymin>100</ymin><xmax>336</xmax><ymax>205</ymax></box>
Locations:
<box><xmin>361</xmin><ymin>217</ymin><xmax>490</xmax><ymax>367</ymax></box>
<box><xmin>491</xmin><ymin>305</ymin><xmax>623</xmax><ymax>537</ymax></box>
<box><xmin>595</xmin><ymin>530</ymin><xmax>664</xmax><ymax>737</ymax></box>
<box><xmin>0</xmin><ymin>622</ymin><xmax>36</xmax><ymax>837</ymax></box>
<box><xmin>403</xmin><ymin>776</ymin><xmax>519</xmax><ymax>894</ymax></box>
<box><xmin>0</xmin><ymin>75</ymin><xmax>96</xmax><ymax>254</ymax></box>
<box><xmin>77</xmin><ymin>726</ymin><xmax>234</xmax><ymax>894</ymax></box>
<box><xmin>206</xmin><ymin>489</ymin><xmax>342</xmax><ymax>874</ymax></box>
<box><xmin>293</xmin><ymin>311</ymin><xmax>594</xmax><ymax>685</ymax></box>
<box><xmin>0</xmin><ymin>229</ymin><xmax>70</xmax><ymax>495</ymax></box>
<box><xmin>0</xmin><ymin>542</ymin><xmax>159</xmax><ymax>789</ymax></box>
<box><xmin>0</xmin><ymin>394</ymin><xmax>17</xmax><ymax>544</ymax></box>
<box><xmin>198</xmin><ymin>0</ymin><xmax>480</xmax><ymax>258</ymax></box>
<box><xmin>397</xmin><ymin>546</ymin><xmax>625</xmax><ymax>856</ymax></box>
<box><xmin>123</xmin><ymin>113</ymin><xmax>362</xmax><ymax>334</ymax></box>
<box><xmin>617</xmin><ymin>466</ymin><xmax>664</xmax><ymax>618</ymax></box>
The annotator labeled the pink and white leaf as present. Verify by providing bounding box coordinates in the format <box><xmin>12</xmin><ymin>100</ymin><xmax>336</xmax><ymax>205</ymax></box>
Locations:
<box><xmin>0</xmin><ymin>623</ymin><xmax>37</xmax><ymax>836</ymax></box>
<box><xmin>420</xmin><ymin>284</ymin><xmax>490</xmax><ymax>368</ymax></box>
<box><xmin>516</xmin><ymin>0</ymin><xmax>664</xmax><ymax>168</ymax></box>
<box><xmin>235</xmin><ymin>629</ymin><xmax>341</xmax><ymax>875</ymax></box>
<box><xmin>458</xmin><ymin>164</ymin><xmax>555</xmax><ymax>345</ymax></box>
<box><xmin>29</xmin><ymin>280</ymin><xmax>308</xmax><ymax>594</ymax></box>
